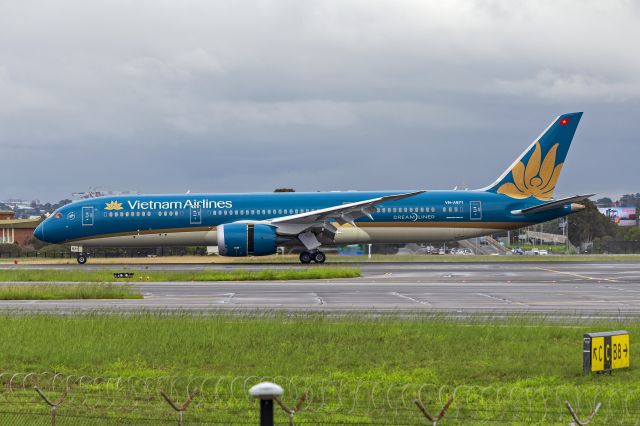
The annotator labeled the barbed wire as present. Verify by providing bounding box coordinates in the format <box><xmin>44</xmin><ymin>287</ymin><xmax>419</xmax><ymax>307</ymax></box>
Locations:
<box><xmin>0</xmin><ymin>371</ymin><xmax>639</xmax><ymax>424</ymax></box>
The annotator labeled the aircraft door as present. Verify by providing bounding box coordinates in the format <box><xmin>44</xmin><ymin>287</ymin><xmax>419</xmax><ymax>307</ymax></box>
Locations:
<box><xmin>190</xmin><ymin>207</ymin><xmax>202</xmax><ymax>225</ymax></box>
<box><xmin>470</xmin><ymin>201</ymin><xmax>482</xmax><ymax>220</ymax></box>
<box><xmin>82</xmin><ymin>206</ymin><xmax>94</xmax><ymax>226</ymax></box>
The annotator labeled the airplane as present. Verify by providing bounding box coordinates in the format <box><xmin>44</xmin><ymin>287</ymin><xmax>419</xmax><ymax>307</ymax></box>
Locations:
<box><xmin>34</xmin><ymin>112</ymin><xmax>592</xmax><ymax>264</ymax></box>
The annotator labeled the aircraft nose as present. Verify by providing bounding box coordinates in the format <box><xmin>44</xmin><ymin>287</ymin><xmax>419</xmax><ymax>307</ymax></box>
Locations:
<box><xmin>34</xmin><ymin>222</ymin><xmax>45</xmax><ymax>242</ymax></box>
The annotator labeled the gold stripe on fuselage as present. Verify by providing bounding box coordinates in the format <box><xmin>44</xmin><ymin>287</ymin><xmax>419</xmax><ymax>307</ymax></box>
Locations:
<box><xmin>65</xmin><ymin>221</ymin><xmax>530</xmax><ymax>245</ymax></box>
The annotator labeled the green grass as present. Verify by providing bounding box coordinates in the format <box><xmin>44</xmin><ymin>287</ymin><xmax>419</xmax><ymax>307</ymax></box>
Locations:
<box><xmin>0</xmin><ymin>313</ymin><xmax>637</xmax><ymax>424</ymax></box>
<box><xmin>0</xmin><ymin>313</ymin><xmax>632</xmax><ymax>382</ymax></box>
<box><xmin>0</xmin><ymin>283</ymin><xmax>142</xmax><ymax>300</ymax></box>
<box><xmin>0</xmin><ymin>267</ymin><xmax>361</xmax><ymax>282</ymax></box>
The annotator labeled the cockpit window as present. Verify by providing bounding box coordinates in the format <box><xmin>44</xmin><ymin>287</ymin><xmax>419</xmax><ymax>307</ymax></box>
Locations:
<box><xmin>53</xmin><ymin>211</ymin><xmax>62</xmax><ymax>219</ymax></box>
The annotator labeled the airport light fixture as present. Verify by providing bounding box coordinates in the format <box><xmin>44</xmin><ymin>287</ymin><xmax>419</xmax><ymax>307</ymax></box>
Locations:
<box><xmin>250</xmin><ymin>382</ymin><xmax>284</xmax><ymax>426</ymax></box>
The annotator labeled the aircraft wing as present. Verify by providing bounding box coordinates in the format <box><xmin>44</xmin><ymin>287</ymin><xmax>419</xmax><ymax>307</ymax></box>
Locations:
<box><xmin>511</xmin><ymin>194</ymin><xmax>594</xmax><ymax>215</ymax></box>
<box><xmin>265</xmin><ymin>190</ymin><xmax>425</xmax><ymax>249</ymax></box>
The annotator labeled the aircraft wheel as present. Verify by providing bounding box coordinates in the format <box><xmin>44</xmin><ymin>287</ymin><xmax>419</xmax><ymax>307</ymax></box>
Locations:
<box><xmin>313</xmin><ymin>251</ymin><xmax>326</xmax><ymax>264</ymax></box>
<box><xmin>299</xmin><ymin>251</ymin><xmax>312</xmax><ymax>264</ymax></box>
<box><xmin>77</xmin><ymin>255</ymin><xmax>87</xmax><ymax>265</ymax></box>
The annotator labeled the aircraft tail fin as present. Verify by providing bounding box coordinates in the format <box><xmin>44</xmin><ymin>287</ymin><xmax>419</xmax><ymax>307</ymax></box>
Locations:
<box><xmin>483</xmin><ymin>112</ymin><xmax>583</xmax><ymax>201</ymax></box>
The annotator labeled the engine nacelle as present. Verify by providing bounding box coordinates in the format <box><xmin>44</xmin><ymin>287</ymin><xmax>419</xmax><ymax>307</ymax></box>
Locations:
<box><xmin>217</xmin><ymin>223</ymin><xmax>278</xmax><ymax>257</ymax></box>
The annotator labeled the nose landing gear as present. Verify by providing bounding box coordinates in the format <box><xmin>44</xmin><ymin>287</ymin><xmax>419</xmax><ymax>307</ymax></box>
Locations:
<box><xmin>76</xmin><ymin>254</ymin><xmax>87</xmax><ymax>265</ymax></box>
<box><xmin>299</xmin><ymin>250</ymin><xmax>326</xmax><ymax>264</ymax></box>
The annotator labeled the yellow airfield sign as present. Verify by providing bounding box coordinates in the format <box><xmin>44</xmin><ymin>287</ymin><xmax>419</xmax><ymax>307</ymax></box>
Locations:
<box><xmin>584</xmin><ymin>331</ymin><xmax>630</xmax><ymax>373</ymax></box>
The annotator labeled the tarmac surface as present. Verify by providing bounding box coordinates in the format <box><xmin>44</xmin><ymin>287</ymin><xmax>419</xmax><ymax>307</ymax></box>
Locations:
<box><xmin>1</xmin><ymin>262</ymin><xmax>639</xmax><ymax>315</ymax></box>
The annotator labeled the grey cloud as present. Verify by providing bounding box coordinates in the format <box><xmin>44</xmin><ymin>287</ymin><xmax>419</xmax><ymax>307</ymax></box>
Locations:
<box><xmin>0</xmin><ymin>0</ymin><xmax>638</xmax><ymax>201</ymax></box>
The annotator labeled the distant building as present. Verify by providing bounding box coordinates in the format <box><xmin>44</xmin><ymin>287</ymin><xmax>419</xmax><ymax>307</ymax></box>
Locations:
<box><xmin>598</xmin><ymin>207</ymin><xmax>638</xmax><ymax>227</ymax></box>
<box><xmin>0</xmin><ymin>211</ymin><xmax>42</xmax><ymax>246</ymax></box>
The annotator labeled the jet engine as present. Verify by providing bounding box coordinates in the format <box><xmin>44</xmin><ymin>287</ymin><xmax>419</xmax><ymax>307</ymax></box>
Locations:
<box><xmin>217</xmin><ymin>223</ymin><xmax>278</xmax><ymax>256</ymax></box>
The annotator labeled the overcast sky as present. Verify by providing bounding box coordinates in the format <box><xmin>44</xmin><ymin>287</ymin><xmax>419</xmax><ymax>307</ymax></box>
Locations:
<box><xmin>1</xmin><ymin>0</ymin><xmax>638</xmax><ymax>202</ymax></box>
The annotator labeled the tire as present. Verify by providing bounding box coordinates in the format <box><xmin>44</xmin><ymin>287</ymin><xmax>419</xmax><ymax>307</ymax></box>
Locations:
<box><xmin>299</xmin><ymin>252</ymin><xmax>312</xmax><ymax>264</ymax></box>
<box><xmin>77</xmin><ymin>255</ymin><xmax>87</xmax><ymax>265</ymax></box>
<box><xmin>313</xmin><ymin>251</ymin><xmax>326</xmax><ymax>264</ymax></box>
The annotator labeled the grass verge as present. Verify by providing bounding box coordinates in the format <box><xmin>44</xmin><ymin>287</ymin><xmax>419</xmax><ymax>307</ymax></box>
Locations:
<box><xmin>0</xmin><ymin>283</ymin><xmax>142</xmax><ymax>300</ymax></box>
<box><xmin>0</xmin><ymin>267</ymin><xmax>361</xmax><ymax>282</ymax></box>
<box><xmin>0</xmin><ymin>313</ymin><xmax>637</xmax><ymax>424</ymax></box>
<box><xmin>0</xmin><ymin>313</ymin><xmax>634</xmax><ymax>383</ymax></box>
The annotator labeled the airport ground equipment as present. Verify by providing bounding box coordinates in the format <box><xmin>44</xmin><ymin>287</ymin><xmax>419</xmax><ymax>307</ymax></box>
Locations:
<box><xmin>583</xmin><ymin>330</ymin><xmax>630</xmax><ymax>374</ymax></box>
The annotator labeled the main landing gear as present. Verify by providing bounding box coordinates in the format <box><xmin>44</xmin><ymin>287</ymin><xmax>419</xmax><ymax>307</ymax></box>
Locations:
<box><xmin>299</xmin><ymin>250</ymin><xmax>326</xmax><ymax>264</ymax></box>
<box><xmin>76</xmin><ymin>254</ymin><xmax>87</xmax><ymax>265</ymax></box>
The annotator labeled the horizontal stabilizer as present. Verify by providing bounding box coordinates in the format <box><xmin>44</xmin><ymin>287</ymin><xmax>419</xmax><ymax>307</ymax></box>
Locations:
<box><xmin>511</xmin><ymin>194</ymin><xmax>594</xmax><ymax>215</ymax></box>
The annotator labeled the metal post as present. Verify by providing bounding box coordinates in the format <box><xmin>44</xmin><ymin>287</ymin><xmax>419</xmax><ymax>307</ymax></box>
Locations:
<box><xmin>565</xmin><ymin>401</ymin><xmax>601</xmax><ymax>426</ymax></box>
<box><xmin>414</xmin><ymin>396</ymin><xmax>454</xmax><ymax>426</ymax></box>
<box><xmin>160</xmin><ymin>388</ymin><xmax>198</xmax><ymax>426</ymax></box>
<box><xmin>34</xmin><ymin>386</ymin><xmax>71</xmax><ymax>426</ymax></box>
<box><xmin>260</xmin><ymin>399</ymin><xmax>274</xmax><ymax>426</ymax></box>
<box><xmin>276</xmin><ymin>391</ymin><xmax>308</xmax><ymax>426</ymax></box>
<box><xmin>250</xmin><ymin>382</ymin><xmax>284</xmax><ymax>426</ymax></box>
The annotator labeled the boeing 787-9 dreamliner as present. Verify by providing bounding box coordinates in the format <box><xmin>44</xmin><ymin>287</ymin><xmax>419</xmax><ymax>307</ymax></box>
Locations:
<box><xmin>35</xmin><ymin>112</ymin><xmax>592</xmax><ymax>264</ymax></box>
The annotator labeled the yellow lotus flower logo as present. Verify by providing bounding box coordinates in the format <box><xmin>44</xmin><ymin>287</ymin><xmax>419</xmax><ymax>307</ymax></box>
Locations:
<box><xmin>497</xmin><ymin>142</ymin><xmax>562</xmax><ymax>201</ymax></box>
<box><xmin>104</xmin><ymin>201</ymin><xmax>123</xmax><ymax>211</ymax></box>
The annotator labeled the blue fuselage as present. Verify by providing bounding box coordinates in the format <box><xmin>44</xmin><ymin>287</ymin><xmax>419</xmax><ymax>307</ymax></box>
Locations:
<box><xmin>34</xmin><ymin>190</ymin><xmax>574</xmax><ymax>247</ymax></box>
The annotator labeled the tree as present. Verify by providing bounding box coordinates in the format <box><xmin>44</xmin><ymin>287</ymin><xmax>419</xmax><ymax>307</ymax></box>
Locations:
<box><xmin>622</xmin><ymin>226</ymin><xmax>640</xmax><ymax>241</ymax></box>
<box><xmin>619</xmin><ymin>193</ymin><xmax>640</xmax><ymax>208</ymax></box>
<box><xmin>273</xmin><ymin>188</ymin><xmax>295</xmax><ymax>192</ymax></box>
<box><xmin>595</xmin><ymin>197</ymin><xmax>613</xmax><ymax>207</ymax></box>
<box><xmin>568</xmin><ymin>200</ymin><xmax>620</xmax><ymax>247</ymax></box>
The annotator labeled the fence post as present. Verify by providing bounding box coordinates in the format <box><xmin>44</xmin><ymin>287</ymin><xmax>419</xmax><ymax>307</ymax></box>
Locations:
<box><xmin>34</xmin><ymin>386</ymin><xmax>71</xmax><ymax>426</ymax></box>
<box><xmin>565</xmin><ymin>401</ymin><xmax>601</xmax><ymax>426</ymax></box>
<box><xmin>275</xmin><ymin>391</ymin><xmax>308</xmax><ymax>426</ymax></box>
<box><xmin>414</xmin><ymin>395</ymin><xmax>454</xmax><ymax>426</ymax></box>
<box><xmin>250</xmin><ymin>382</ymin><xmax>284</xmax><ymax>426</ymax></box>
<box><xmin>160</xmin><ymin>389</ymin><xmax>198</xmax><ymax>426</ymax></box>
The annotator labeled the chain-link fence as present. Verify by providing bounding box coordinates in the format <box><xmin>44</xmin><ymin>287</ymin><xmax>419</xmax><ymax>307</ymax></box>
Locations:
<box><xmin>0</xmin><ymin>371</ymin><xmax>638</xmax><ymax>424</ymax></box>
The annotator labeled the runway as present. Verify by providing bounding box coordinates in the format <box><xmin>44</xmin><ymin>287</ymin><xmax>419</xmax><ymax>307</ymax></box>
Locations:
<box><xmin>1</xmin><ymin>262</ymin><xmax>639</xmax><ymax>315</ymax></box>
